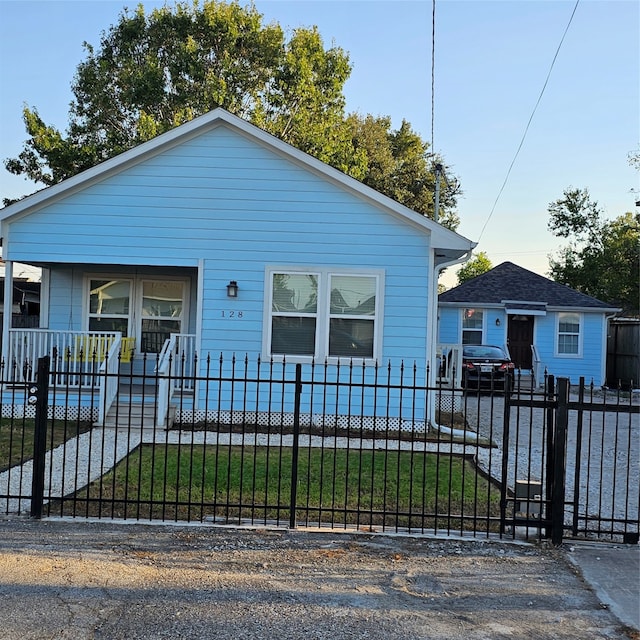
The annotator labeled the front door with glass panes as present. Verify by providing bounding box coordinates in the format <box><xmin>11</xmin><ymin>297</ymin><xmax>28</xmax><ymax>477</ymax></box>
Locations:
<box><xmin>88</xmin><ymin>278</ymin><xmax>188</xmax><ymax>355</ymax></box>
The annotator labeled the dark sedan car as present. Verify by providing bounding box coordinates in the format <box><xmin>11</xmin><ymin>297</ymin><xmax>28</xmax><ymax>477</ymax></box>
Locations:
<box><xmin>461</xmin><ymin>345</ymin><xmax>515</xmax><ymax>391</ymax></box>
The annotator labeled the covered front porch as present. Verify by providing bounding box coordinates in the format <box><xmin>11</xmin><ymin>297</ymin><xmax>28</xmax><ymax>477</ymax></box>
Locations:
<box><xmin>0</xmin><ymin>261</ymin><xmax>202</xmax><ymax>427</ymax></box>
<box><xmin>2</xmin><ymin>329</ymin><xmax>197</xmax><ymax>428</ymax></box>
<box><xmin>2</xmin><ymin>330</ymin><xmax>465</xmax><ymax>429</ymax></box>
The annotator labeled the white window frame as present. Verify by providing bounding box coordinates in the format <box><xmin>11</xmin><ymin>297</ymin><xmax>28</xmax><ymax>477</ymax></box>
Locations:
<box><xmin>556</xmin><ymin>311</ymin><xmax>583</xmax><ymax>357</ymax></box>
<box><xmin>84</xmin><ymin>274</ymin><xmax>190</xmax><ymax>354</ymax></box>
<box><xmin>461</xmin><ymin>308</ymin><xmax>484</xmax><ymax>345</ymax></box>
<box><xmin>137</xmin><ymin>278</ymin><xmax>190</xmax><ymax>353</ymax></box>
<box><xmin>264</xmin><ymin>266</ymin><xmax>384</xmax><ymax>363</ymax></box>
<box><xmin>86</xmin><ymin>276</ymin><xmax>134</xmax><ymax>337</ymax></box>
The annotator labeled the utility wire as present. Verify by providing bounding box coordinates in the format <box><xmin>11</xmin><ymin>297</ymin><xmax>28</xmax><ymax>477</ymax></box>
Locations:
<box><xmin>477</xmin><ymin>0</ymin><xmax>580</xmax><ymax>242</ymax></box>
<box><xmin>431</xmin><ymin>0</ymin><xmax>436</xmax><ymax>154</ymax></box>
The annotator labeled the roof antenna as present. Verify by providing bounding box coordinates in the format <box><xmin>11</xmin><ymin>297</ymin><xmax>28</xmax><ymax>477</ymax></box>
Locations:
<box><xmin>433</xmin><ymin>163</ymin><xmax>443</xmax><ymax>223</ymax></box>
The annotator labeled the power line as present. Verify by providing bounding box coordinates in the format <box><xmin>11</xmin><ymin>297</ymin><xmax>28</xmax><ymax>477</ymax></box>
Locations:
<box><xmin>477</xmin><ymin>0</ymin><xmax>581</xmax><ymax>242</ymax></box>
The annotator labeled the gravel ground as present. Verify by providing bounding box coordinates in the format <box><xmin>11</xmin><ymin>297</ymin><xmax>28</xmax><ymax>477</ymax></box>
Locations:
<box><xmin>0</xmin><ymin>518</ymin><xmax>634</xmax><ymax>640</ymax></box>
<box><xmin>463</xmin><ymin>388</ymin><xmax>640</xmax><ymax>531</ymax></box>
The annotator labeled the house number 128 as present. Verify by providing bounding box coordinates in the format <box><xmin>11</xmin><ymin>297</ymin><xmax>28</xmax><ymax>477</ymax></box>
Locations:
<box><xmin>221</xmin><ymin>310</ymin><xmax>244</xmax><ymax>318</ymax></box>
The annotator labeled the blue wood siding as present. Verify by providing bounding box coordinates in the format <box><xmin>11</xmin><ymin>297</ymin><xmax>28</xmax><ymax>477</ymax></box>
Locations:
<box><xmin>438</xmin><ymin>303</ymin><xmax>607</xmax><ymax>384</ymax></box>
<box><xmin>10</xmin><ymin>125</ymin><xmax>433</xmax><ymax>367</ymax></box>
<box><xmin>47</xmin><ymin>268</ymin><xmax>83</xmax><ymax>330</ymax></box>
<box><xmin>485</xmin><ymin>312</ymin><xmax>508</xmax><ymax>348</ymax></box>
<box><xmin>438</xmin><ymin>307</ymin><xmax>460</xmax><ymax>344</ymax></box>
<box><xmin>535</xmin><ymin>312</ymin><xmax>605</xmax><ymax>384</ymax></box>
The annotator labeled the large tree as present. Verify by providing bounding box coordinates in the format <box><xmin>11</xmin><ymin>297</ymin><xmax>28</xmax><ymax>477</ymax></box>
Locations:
<box><xmin>455</xmin><ymin>251</ymin><xmax>492</xmax><ymax>285</ymax></box>
<box><xmin>3</xmin><ymin>0</ymin><xmax>460</xmax><ymax>228</ymax></box>
<box><xmin>347</xmin><ymin>114</ymin><xmax>460</xmax><ymax>229</ymax></box>
<box><xmin>547</xmin><ymin>187</ymin><xmax>640</xmax><ymax>315</ymax></box>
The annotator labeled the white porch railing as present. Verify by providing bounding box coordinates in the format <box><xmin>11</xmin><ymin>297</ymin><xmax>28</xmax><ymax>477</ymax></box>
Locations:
<box><xmin>99</xmin><ymin>337</ymin><xmax>123</xmax><ymax>426</ymax></box>
<box><xmin>5</xmin><ymin>329</ymin><xmax>130</xmax><ymax>427</ymax></box>
<box><xmin>436</xmin><ymin>343</ymin><xmax>463</xmax><ymax>389</ymax></box>
<box><xmin>5</xmin><ymin>329</ymin><xmax>132</xmax><ymax>386</ymax></box>
<box><xmin>156</xmin><ymin>335</ymin><xmax>176</xmax><ymax>429</ymax></box>
<box><xmin>4</xmin><ymin>328</ymin><xmax>197</xmax><ymax>429</ymax></box>
<box><xmin>531</xmin><ymin>344</ymin><xmax>544</xmax><ymax>388</ymax></box>
<box><xmin>156</xmin><ymin>333</ymin><xmax>197</xmax><ymax>428</ymax></box>
<box><xmin>173</xmin><ymin>333</ymin><xmax>198</xmax><ymax>390</ymax></box>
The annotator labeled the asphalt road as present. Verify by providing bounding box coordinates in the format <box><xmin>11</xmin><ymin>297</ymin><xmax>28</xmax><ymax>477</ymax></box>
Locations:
<box><xmin>0</xmin><ymin>518</ymin><xmax>634</xmax><ymax>640</ymax></box>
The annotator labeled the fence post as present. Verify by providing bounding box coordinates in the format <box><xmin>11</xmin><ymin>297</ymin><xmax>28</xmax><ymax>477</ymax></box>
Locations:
<box><xmin>499</xmin><ymin>372</ymin><xmax>512</xmax><ymax>536</ymax></box>
<box><xmin>289</xmin><ymin>363</ymin><xmax>302</xmax><ymax>529</ymax></box>
<box><xmin>30</xmin><ymin>355</ymin><xmax>50</xmax><ymax>519</ymax></box>
<box><xmin>571</xmin><ymin>377</ymin><xmax>585</xmax><ymax>537</ymax></box>
<box><xmin>551</xmin><ymin>377</ymin><xmax>570</xmax><ymax>545</ymax></box>
<box><xmin>544</xmin><ymin>374</ymin><xmax>555</xmax><ymax>539</ymax></box>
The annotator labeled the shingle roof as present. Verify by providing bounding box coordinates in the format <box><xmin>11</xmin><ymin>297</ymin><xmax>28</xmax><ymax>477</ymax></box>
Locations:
<box><xmin>439</xmin><ymin>262</ymin><xmax>618</xmax><ymax>310</ymax></box>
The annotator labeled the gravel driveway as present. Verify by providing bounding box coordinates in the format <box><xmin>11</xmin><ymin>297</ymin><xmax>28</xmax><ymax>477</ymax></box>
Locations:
<box><xmin>464</xmin><ymin>388</ymin><xmax>640</xmax><ymax>535</ymax></box>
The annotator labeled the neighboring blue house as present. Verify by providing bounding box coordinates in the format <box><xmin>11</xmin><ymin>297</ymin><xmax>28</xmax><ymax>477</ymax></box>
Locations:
<box><xmin>438</xmin><ymin>262</ymin><xmax>620</xmax><ymax>386</ymax></box>
<box><xmin>0</xmin><ymin>108</ymin><xmax>474</xmax><ymax>425</ymax></box>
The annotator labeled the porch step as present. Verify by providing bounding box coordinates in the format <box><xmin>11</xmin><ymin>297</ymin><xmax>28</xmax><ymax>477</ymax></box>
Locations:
<box><xmin>513</xmin><ymin>374</ymin><xmax>534</xmax><ymax>392</ymax></box>
<box><xmin>101</xmin><ymin>399</ymin><xmax>175</xmax><ymax>430</ymax></box>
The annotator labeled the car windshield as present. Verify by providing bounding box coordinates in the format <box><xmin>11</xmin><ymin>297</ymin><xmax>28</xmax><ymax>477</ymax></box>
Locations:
<box><xmin>463</xmin><ymin>345</ymin><xmax>508</xmax><ymax>360</ymax></box>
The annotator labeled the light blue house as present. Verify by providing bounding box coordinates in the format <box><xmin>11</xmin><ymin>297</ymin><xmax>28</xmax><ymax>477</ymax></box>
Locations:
<box><xmin>0</xmin><ymin>109</ymin><xmax>474</xmax><ymax>426</ymax></box>
<box><xmin>438</xmin><ymin>262</ymin><xmax>620</xmax><ymax>387</ymax></box>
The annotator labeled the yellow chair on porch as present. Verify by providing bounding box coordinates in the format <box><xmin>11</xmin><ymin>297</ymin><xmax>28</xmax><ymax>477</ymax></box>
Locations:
<box><xmin>74</xmin><ymin>335</ymin><xmax>135</xmax><ymax>363</ymax></box>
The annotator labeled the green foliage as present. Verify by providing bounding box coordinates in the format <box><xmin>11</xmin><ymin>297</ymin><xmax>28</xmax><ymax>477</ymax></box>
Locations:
<box><xmin>3</xmin><ymin>0</ymin><xmax>460</xmax><ymax>228</ymax></box>
<box><xmin>456</xmin><ymin>251</ymin><xmax>493</xmax><ymax>285</ymax></box>
<box><xmin>347</xmin><ymin>114</ymin><xmax>460</xmax><ymax>229</ymax></box>
<box><xmin>547</xmin><ymin>188</ymin><xmax>640</xmax><ymax>315</ymax></box>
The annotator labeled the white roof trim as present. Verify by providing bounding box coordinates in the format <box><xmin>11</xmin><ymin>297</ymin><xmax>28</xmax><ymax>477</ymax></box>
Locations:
<box><xmin>438</xmin><ymin>300</ymin><xmax>621</xmax><ymax>314</ymax></box>
<box><xmin>0</xmin><ymin>108</ymin><xmax>474</xmax><ymax>255</ymax></box>
<box><xmin>546</xmin><ymin>305</ymin><xmax>621</xmax><ymax>314</ymax></box>
<box><xmin>505</xmin><ymin>307</ymin><xmax>547</xmax><ymax>316</ymax></box>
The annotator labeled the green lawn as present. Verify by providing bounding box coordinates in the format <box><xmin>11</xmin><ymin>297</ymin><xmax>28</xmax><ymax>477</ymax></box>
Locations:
<box><xmin>64</xmin><ymin>444</ymin><xmax>501</xmax><ymax>530</ymax></box>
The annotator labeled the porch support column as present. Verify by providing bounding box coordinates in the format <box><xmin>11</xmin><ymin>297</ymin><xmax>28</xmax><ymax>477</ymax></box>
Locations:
<box><xmin>194</xmin><ymin>258</ymin><xmax>204</xmax><ymax>408</ymax></box>
<box><xmin>2</xmin><ymin>260</ymin><xmax>13</xmax><ymax>364</ymax></box>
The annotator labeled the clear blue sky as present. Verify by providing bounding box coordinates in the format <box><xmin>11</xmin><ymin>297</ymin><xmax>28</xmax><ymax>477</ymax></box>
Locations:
<box><xmin>0</xmin><ymin>0</ymin><xmax>638</xmax><ymax>286</ymax></box>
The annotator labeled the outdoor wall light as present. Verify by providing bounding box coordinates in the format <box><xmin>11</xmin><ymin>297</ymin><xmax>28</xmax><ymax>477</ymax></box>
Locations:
<box><xmin>226</xmin><ymin>280</ymin><xmax>239</xmax><ymax>298</ymax></box>
<box><xmin>495</xmin><ymin>318</ymin><xmax>501</xmax><ymax>327</ymax></box>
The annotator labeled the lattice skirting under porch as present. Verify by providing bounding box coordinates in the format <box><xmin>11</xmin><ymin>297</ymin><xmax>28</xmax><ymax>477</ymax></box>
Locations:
<box><xmin>174</xmin><ymin>410</ymin><xmax>429</xmax><ymax>433</ymax></box>
<box><xmin>2</xmin><ymin>403</ymin><xmax>461</xmax><ymax>434</ymax></box>
<box><xmin>1</xmin><ymin>404</ymin><xmax>99</xmax><ymax>422</ymax></box>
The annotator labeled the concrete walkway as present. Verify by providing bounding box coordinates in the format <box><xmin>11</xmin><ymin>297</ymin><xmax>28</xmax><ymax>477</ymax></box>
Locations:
<box><xmin>0</xmin><ymin>428</ymin><xmax>142</xmax><ymax>514</ymax></box>
<box><xmin>566</xmin><ymin>541</ymin><xmax>640</xmax><ymax>632</ymax></box>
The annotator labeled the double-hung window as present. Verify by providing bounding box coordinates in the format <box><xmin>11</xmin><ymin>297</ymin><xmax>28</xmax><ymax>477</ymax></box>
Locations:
<box><xmin>267</xmin><ymin>268</ymin><xmax>381</xmax><ymax>360</ymax></box>
<box><xmin>557</xmin><ymin>312</ymin><xmax>581</xmax><ymax>355</ymax></box>
<box><xmin>462</xmin><ymin>308</ymin><xmax>483</xmax><ymax>345</ymax></box>
<box><xmin>89</xmin><ymin>279</ymin><xmax>132</xmax><ymax>336</ymax></box>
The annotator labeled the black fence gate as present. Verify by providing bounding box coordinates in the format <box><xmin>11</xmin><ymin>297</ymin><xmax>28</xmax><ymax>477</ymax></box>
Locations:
<box><xmin>501</xmin><ymin>375</ymin><xmax>639</xmax><ymax>544</ymax></box>
<box><xmin>1</xmin><ymin>355</ymin><xmax>638</xmax><ymax>544</ymax></box>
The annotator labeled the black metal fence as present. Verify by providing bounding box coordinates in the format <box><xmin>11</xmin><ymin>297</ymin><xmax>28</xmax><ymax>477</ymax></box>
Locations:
<box><xmin>0</xmin><ymin>354</ymin><xmax>638</xmax><ymax>544</ymax></box>
<box><xmin>501</xmin><ymin>375</ymin><xmax>639</xmax><ymax>544</ymax></box>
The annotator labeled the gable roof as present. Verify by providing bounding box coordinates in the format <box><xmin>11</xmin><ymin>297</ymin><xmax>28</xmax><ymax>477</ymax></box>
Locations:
<box><xmin>0</xmin><ymin>108</ymin><xmax>474</xmax><ymax>263</ymax></box>
<box><xmin>439</xmin><ymin>261</ymin><xmax>619</xmax><ymax>311</ymax></box>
